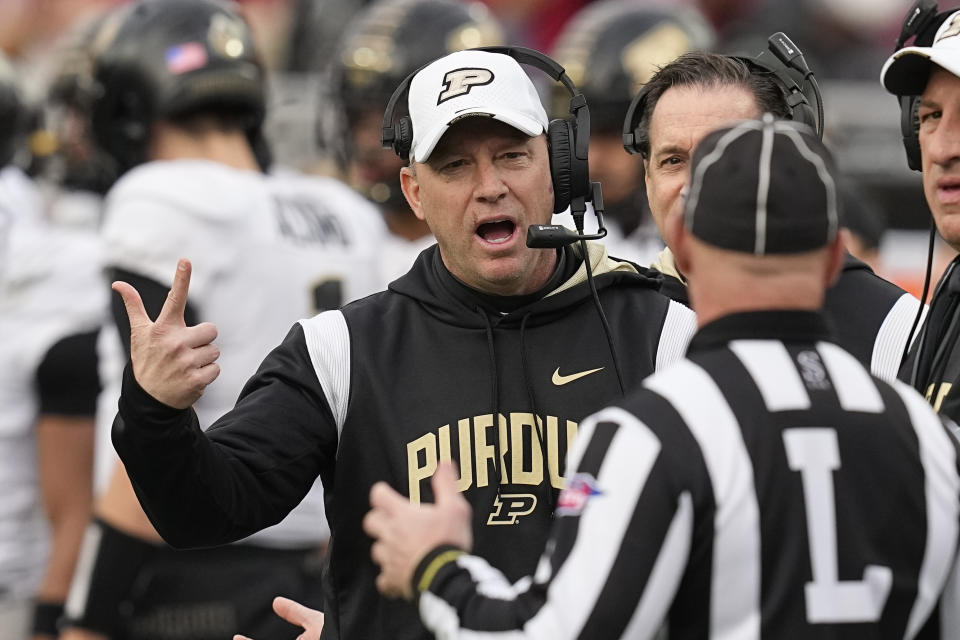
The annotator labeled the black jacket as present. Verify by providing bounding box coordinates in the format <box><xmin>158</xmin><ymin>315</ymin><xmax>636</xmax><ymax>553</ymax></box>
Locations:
<box><xmin>653</xmin><ymin>251</ymin><xmax>921</xmax><ymax>380</ymax></box>
<box><xmin>909</xmin><ymin>255</ymin><xmax>960</xmax><ymax>423</ymax></box>
<box><xmin>112</xmin><ymin>243</ymin><xmax>696</xmax><ymax>640</ymax></box>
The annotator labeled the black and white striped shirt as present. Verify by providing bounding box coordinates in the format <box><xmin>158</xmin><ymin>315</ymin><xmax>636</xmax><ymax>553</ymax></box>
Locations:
<box><xmin>414</xmin><ymin>311</ymin><xmax>960</xmax><ymax>639</ymax></box>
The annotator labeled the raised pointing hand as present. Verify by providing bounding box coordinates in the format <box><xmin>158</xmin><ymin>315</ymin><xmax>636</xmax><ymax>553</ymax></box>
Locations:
<box><xmin>112</xmin><ymin>259</ymin><xmax>220</xmax><ymax>409</ymax></box>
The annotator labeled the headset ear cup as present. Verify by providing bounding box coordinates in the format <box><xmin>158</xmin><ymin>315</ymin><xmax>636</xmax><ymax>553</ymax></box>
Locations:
<box><xmin>622</xmin><ymin>89</ymin><xmax>648</xmax><ymax>155</ymax></box>
<box><xmin>395</xmin><ymin>115</ymin><xmax>413</xmax><ymax>160</ymax></box>
<box><xmin>902</xmin><ymin>96</ymin><xmax>922</xmax><ymax>172</ymax></box>
<box><xmin>792</xmin><ymin>103</ymin><xmax>817</xmax><ymax>133</ymax></box>
<box><xmin>548</xmin><ymin>118</ymin><xmax>573</xmax><ymax>214</ymax></box>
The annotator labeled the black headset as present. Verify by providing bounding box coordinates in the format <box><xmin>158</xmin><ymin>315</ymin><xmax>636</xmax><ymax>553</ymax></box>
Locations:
<box><xmin>381</xmin><ymin>45</ymin><xmax>607</xmax><ymax>247</ymax></box>
<box><xmin>622</xmin><ymin>31</ymin><xmax>824</xmax><ymax>156</ymax></box>
<box><xmin>893</xmin><ymin>0</ymin><xmax>952</xmax><ymax>171</ymax></box>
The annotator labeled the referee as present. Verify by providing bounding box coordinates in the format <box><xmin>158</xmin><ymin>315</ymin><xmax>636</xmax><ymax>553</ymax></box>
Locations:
<box><xmin>364</xmin><ymin>116</ymin><xmax>960</xmax><ymax>638</ymax></box>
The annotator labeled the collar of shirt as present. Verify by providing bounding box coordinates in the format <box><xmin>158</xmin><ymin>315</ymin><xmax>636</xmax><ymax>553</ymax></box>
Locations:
<box><xmin>687</xmin><ymin>310</ymin><xmax>833</xmax><ymax>354</ymax></box>
<box><xmin>434</xmin><ymin>247</ymin><xmax>575</xmax><ymax>315</ymax></box>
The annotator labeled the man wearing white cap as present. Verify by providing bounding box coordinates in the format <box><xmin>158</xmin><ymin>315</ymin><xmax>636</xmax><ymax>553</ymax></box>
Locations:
<box><xmin>882</xmin><ymin>5</ymin><xmax>960</xmax><ymax>424</ymax></box>
<box><xmin>109</xmin><ymin>48</ymin><xmax>696</xmax><ymax>640</ymax></box>
<box><xmin>365</xmin><ymin>116</ymin><xmax>960</xmax><ymax>639</ymax></box>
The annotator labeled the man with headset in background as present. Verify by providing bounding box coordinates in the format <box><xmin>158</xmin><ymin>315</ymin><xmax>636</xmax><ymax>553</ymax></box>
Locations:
<box><xmin>58</xmin><ymin>1</ymin><xmax>386</xmax><ymax>638</ymax></box>
<box><xmin>328</xmin><ymin>0</ymin><xmax>505</xmax><ymax>285</ymax></box>
<box><xmin>622</xmin><ymin>42</ymin><xmax>922</xmax><ymax>381</ymax></box>
<box><xmin>365</xmin><ymin>115</ymin><xmax>960</xmax><ymax>640</ymax></box>
<box><xmin>548</xmin><ymin>0</ymin><xmax>715</xmax><ymax>266</ymax></box>
<box><xmin>108</xmin><ymin>46</ymin><xmax>696</xmax><ymax>640</ymax></box>
<box><xmin>882</xmin><ymin>1</ymin><xmax>960</xmax><ymax>423</ymax></box>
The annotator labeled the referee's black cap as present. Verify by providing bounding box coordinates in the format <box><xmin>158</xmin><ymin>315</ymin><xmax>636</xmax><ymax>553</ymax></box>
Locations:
<box><xmin>684</xmin><ymin>114</ymin><xmax>839</xmax><ymax>256</ymax></box>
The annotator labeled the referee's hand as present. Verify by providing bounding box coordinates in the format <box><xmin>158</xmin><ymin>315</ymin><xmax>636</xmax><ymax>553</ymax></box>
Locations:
<box><xmin>364</xmin><ymin>461</ymin><xmax>473</xmax><ymax>599</ymax></box>
<box><xmin>112</xmin><ymin>258</ymin><xmax>221</xmax><ymax>409</ymax></box>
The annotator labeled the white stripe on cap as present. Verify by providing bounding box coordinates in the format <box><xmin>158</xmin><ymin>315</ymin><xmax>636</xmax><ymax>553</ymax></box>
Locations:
<box><xmin>773</xmin><ymin>121</ymin><xmax>839</xmax><ymax>244</ymax></box>
<box><xmin>755</xmin><ymin>115</ymin><xmax>776</xmax><ymax>254</ymax></box>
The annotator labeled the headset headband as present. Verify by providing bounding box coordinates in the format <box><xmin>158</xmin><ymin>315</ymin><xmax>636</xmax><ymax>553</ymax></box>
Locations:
<box><xmin>381</xmin><ymin>45</ymin><xmax>589</xmax><ymax>162</ymax></box>
<box><xmin>622</xmin><ymin>32</ymin><xmax>823</xmax><ymax>156</ymax></box>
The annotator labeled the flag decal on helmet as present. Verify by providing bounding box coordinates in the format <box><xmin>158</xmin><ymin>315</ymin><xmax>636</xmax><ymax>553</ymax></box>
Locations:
<box><xmin>165</xmin><ymin>43</ymin><xmax>208</xmax><ymax>75</ymax></box>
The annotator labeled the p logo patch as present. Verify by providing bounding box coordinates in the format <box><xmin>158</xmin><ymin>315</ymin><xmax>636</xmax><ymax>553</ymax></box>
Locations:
<box><xmin>487</xmin><ymin>493</ymin><xmax>537</xmax><ymax>525</ymax></box>
<box><xmin>438</xmin><ymin>68</ymin><xmax>494</xmax><ymax>104</ymax></box>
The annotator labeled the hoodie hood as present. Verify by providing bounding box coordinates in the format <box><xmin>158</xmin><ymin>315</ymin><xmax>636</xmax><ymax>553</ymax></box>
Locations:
<box><xmin>388</xmin><ymin>241</ymin><xmax>662</xmax><ymax>329</ymax></box>
<box><xmin>650</xmin><ymin>246</ymin><xmax>685</xmax><ymax>284</ymax></box>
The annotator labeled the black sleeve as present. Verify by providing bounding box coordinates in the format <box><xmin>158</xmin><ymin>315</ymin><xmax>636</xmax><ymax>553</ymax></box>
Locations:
<box><xmin>111</xmin><ymin>323</ymin><xmax>338</xmax><ymax>549</ymax></box>
<box><xmin>824</xmin><ymin>257</ymin><xmax>909</xmax><ymax>368</ymax></box>
<box><xmin>108</xmin><ymin>267</ymin><xmax>200</xmax><ymax>359</ymax></box>
<box><xmin>35</xmin><ymin>329</ymin><xmax>101</xmax><ymax>417</ymax></box>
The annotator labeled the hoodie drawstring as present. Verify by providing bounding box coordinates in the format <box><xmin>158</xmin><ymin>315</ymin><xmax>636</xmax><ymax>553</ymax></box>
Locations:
<box><xmin>519</xmin><ymin>312</ymin><xmax>555</xmax><ymax>512</ymax></box>
<box><xmin>478</xmin><ymin>307</ymin><xmax>503</xmax><ymax>498</ymax></box>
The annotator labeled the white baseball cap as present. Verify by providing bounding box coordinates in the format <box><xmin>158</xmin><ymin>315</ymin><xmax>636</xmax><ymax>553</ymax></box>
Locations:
<box><xmin>881</xmin><ymin>9</ymin><xmax>960</xmax><ymax>95</ymax></box>
<box><xmin>407</xmin><ymin>49</ymin><xmax>550</xmax><ymax>163</ymax></box>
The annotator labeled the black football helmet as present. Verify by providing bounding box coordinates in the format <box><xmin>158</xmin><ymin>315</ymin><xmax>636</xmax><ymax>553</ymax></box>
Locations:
<box><xmin>336</xmin><ymin>0</ymin><xmax>504</xmax><ymax>122</ymax></box>
<box><xmin>89</xmin><ymin>0</ymin><xmax>267</xmax><ymax>177</ymax></box>
<box><xmin>325</xmin><ymin>0</ymin><xmax>502</xmax><ymax>210</ymax></box>
<box><xmin>551</xmin><ymin>1</ymin><xmax>715</xmax><ymax>131</ymax></box>
<box><xmin>42</xmin><ymin>10</ymin><xmax>119</xmax><ymax>193</ymax></box>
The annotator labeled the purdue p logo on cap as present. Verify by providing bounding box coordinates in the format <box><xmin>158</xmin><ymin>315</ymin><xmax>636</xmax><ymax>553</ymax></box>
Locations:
<box><xmin>407</xmin><ymin>50</ymin><xmax>549</xmax><ymax>163</ymax></box>
<box><xmin>438</xmin><ymin>68</ymin><xmax>494</xmax><ymax>104</ymax></box>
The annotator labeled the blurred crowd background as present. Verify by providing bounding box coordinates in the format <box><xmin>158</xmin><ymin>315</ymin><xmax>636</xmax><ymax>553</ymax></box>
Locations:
<box><xmin>0</xmin><ymin>0</ymin><xmax>947</xmax><ymax>294</ymax></box>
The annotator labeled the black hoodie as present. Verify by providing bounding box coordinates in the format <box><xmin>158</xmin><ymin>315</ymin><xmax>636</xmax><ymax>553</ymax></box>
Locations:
<box><xmin>112</xmin><ymin>242</ymin><xmax>696</xmax><ymax>640</ymax></box>
<box><xmin>651</xmin><ymin>248</ymin><xmax>922</xmax><ymax>381</ymax></box>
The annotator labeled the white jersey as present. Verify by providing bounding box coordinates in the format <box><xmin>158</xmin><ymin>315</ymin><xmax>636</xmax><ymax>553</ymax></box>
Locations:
<box><xmin>378</xmin><ymin>232</ymin><xmax>436</xmax><ymax>287</ymax></box>
<box><xmin>0</xmin><ymin>211</ymin><xmax>9</xmax><ymax>284</ymax></box>
<box><xmin>44</xmin><ymin>188</ymin><xmax>103</xmax><ymax>231</ymax></box>
<box><xmin>99</xmin><ymin>159</ymin><xmax>387</xmax><ymax>547</ymax></box>
<box><xmin>0</xmin><ymin>169</ymin><xmax>107</xmax><ymax>598</ymax></box>
<box><xmin>0</xmin><ymin>167</ymin><xmax>43</xmax><ymax>283</ymax></box>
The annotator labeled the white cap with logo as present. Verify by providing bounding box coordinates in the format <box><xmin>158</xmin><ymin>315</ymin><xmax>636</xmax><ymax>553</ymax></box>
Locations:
<box><xmin>882</xmin><ymin>9</ymin><xmax>960</xmax><ymax>95</ymax></box>
<box><xmin>407</xmin><ymin>49</ymin><xmax>550</xmax><ymax>163</ymax></box>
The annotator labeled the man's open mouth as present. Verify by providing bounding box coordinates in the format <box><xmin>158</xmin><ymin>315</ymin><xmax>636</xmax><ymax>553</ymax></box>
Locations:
<box><xmin>476</xmin><ymin>220</ymin><xmax>516</xmax><ymax>244</ymax></box>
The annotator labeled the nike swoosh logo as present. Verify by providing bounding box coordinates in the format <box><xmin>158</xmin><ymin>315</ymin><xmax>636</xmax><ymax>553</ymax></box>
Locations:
<box><xmin>552</xmin><ymin>367</ymin><xmax>604</xmax><ymax>386</ymax></box>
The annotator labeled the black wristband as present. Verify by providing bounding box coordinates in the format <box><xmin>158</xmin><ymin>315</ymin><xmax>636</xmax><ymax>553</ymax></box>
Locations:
<box><xmin>411</xmin><ymin>544</ymin><xmax>465</xmax><ymax>597</ymax></box>
<box><xmin>63</xmin><ymin>518</ymin><xmax>157</xmax><ymax>635</ymax></box>
<box><xmin>31</xmin><ymin>601</ymin><xmax>64</xmax><ymax>637</ymax></box>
